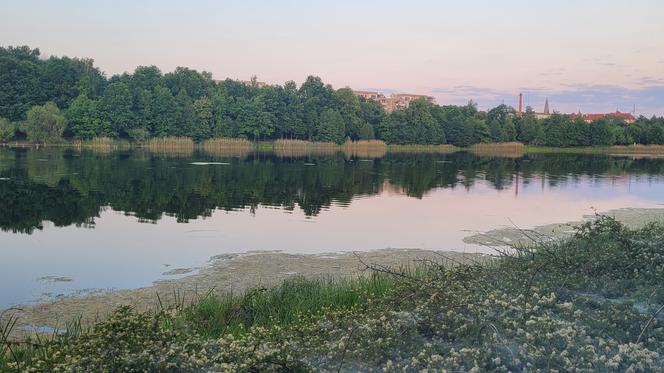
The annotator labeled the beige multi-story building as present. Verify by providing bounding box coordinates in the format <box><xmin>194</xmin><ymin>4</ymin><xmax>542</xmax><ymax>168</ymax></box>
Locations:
<box><xmin>352</xmin><ymin>90</ymin><xmax>435</xmax><ymax>112</ymax></box>
<box><xmin>352</xmin><ymin>90</ymin><xmax>385</xmax><ymax>101</ymax></box>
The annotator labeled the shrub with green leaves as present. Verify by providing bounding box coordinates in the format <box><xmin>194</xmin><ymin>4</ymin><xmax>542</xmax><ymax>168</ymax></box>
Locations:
<box><xmin>0</xmin><ymin>118</ymin><xmax>15</xmax><ymax>142</ymax></box>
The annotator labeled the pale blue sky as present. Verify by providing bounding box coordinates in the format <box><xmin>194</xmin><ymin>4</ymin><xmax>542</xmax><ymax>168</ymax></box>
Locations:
<box><xmin>2</xmin><ymin>0</ymin><xmax>663</xmax><ymax>115</ymax></box>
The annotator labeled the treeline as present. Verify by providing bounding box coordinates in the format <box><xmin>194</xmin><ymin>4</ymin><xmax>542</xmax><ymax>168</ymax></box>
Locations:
<box><xmin>2</xmin><ymin>45</ymin><xmax>664</xmax><ymax>146</ymax></box>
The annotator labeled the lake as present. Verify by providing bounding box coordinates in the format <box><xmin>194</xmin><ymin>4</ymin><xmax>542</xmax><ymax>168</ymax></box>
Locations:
<box><xmin>1</xmin><ymin>148</ymin><xmax>664</xmax><ymax>309</ymax></box>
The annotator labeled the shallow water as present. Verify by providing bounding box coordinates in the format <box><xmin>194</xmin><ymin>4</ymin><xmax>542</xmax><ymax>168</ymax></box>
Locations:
<box><xmin>1</xmin><ymin>148</ymin><xmax>664</xmax><ymax>308</ymax></box>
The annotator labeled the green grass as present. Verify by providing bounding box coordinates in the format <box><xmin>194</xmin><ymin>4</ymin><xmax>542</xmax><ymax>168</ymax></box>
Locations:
<box><xmin>181</xmin><ymin>273</ymin><xmax>398</xmax><ymax>337</ymax></box>
<box><xmin>525</xmin><ymin>144</ymin><xmax>664</xmax><ymax>154</ymax></box>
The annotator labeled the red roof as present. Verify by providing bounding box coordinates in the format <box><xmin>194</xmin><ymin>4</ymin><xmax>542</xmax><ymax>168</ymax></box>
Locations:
<box><xmin>580</xmin><ymin>111</ymin><xmax>635</xmax><ymax>122</ymax></box>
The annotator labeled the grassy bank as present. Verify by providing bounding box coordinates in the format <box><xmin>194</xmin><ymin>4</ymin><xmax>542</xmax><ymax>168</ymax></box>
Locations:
<box><xmin>525</xmin><ymin>144</ymin><xmax>664</xmax><ymax>155</ymax></box>
<box><xmin>2</xmin><ymin>217</ymin><xmax>664</xmax><ymax>371</ymax></box>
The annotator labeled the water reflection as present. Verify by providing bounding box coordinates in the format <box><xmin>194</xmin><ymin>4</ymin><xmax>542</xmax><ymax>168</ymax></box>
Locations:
<box><xmin>2</xmin><ymin>148</ymin><xmax>664</xmax><ymax>234</ymax></box>
<box><xmin>2</xmin><ymin>148</ymin><xmax>664</xmax><ymax>307</ymax></box>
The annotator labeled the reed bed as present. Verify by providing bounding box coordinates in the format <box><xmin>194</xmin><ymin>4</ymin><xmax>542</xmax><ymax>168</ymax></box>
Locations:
<box><xmin>469</xmin><ymin>141</ymin><xmax>525</xmax><ymax>157</ymax></box>
<box><xmin>73</xmin><ymin>137</ymin><xmax>130</xmax><ymax>153</ymax></box>
<box><xmin>608</xmin><ymin>144</ymin><xmax>664</xmax><ymax>154</ymax></box>
<box><xmin>201</xmin><ymin>137</ymin><xmax>252</xmax><ymax>157</ymax></box>
<box><xmin>144</xmin><ymin>137</ymin><xmax>194</xmax><ymax>156</ymax></box>
<box><xmin>387</xmin><ymin>144</ymin><xmax>457</xmax><ymax>154</ymax></box>
<box><xmin>273</xmin><ymin>139</ymin><xmax>340</xmax><ymax>157</ymax></box>
<box><xmin>341</xmin><ymin>140</ymin><xmax>388</xmax><ymax>158</ymax></box>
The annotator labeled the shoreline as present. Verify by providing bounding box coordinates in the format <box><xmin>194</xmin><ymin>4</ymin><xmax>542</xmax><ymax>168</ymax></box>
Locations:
<box><xmin>4</xmin><ymin>207</ymin><xmax>664</xmax><ymax>339</ymax></box>
<box><xmin>464</xmin><ymin>207</ymin><xmax>664</xmax><ymax>247</ymax></box>
<box><xmin>2</xmin><ymin>249</ymin><xmax>483</xmax><ymax>340</ymax></box>
<box><xmin>5</xmin><ymin>140</ymin><xmax>664</xmax><ymax>156</ymax></box>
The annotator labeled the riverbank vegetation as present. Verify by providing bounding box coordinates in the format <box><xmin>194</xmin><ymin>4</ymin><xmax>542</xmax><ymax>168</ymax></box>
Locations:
<box><xmin>1</xmin><ymin>217</ymin><xmax>663</xmax><ymax>371</ymax></box>
<box><xmin>2</xmin><ymin>45</ymin><xmax>664</xmax><ymax>150</ymax></box>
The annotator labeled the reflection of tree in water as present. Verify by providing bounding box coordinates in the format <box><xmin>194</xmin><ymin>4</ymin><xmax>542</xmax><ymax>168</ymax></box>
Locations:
<box><xmin>2</xmin><ymin>149</ymin><xmax>664</xmax><ymax>233</ymax></box>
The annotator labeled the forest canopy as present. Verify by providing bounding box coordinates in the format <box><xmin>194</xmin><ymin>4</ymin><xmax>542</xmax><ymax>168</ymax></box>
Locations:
<box><xmin>1</xmin><ymin>45</ymin><xmax>663</xmax><ymax>146</ymax></box>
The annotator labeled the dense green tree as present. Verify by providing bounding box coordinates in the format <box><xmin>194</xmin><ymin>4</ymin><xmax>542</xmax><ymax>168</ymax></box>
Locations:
<box><xmin>648</xmin><ymin>121</ymin><xmax>664</xmax><ymax>144</ymax></box>
<box><xmin>98</xmin><ymin>81</ymin><xmax>134</xmax><ymax>137</ymax></box>
<box><xmin>133</xmin><ymin>89</ymin><xmax>153</xmax><ymax>135</ymax></box>
<box><xmin>150</xmin><ymin>86</ymin><xmax>177</xmax><ymax>137</ymax></box>
<box><xmin>379</xmin><ymin>99</ymin><xmax>444</xmax><ymax>145</ymax></box>
<box><xmin>315</xmin><ymin>109</ymin><xmax>345</xmax><ymax>144</ymax></box>
<box><xmin>487</xmin><ymin>105</ymin><xmax>517</xmax><ymax>142</ymax></box>
<box><xmin>588</xmin><ymin>119</ymin><xmax>615</xmax><ymax>146</ymax></box>
<box><xmin>432</xmin><ymin>105</ymin><xmax>473</xmax><ymax>147</ymax></box>
<box><xmin>358</xmin><ymin>122</ymin><xmax>375</xmax><ymax>140</ymax></box>
<box><xmin>275</xmin><ymin>81</ymin><xmax>305</xmax><ymax>139</ymax></box>
<box><xmin>129</xmin><ymin>66</ymin><xmax>162</xmax><ymax>93</ymax></box>
<box><xmin>40</xmin><ymin>56</ymin><xmax>105</xmax><ymax>108</ymax></box>
<box><xmin>542</xmin><ymin>114</ymin><xmax>571</xmax><ymax>147</ymax></box>
<box><xmin>162</xmin><ymin>67</ymin><xmax>213</xmax><ymax>99</ymax></box>
<box><xmin>174</xmin><ymin>89</ymin><xmax>197</xmax><ymax>137</ymax></box>
<box><xmin>516</xmin><ymin>112</ymin><xmax>544</xmax><ymax>145</ymax></box>
<box><xmin>469</xmin><ymin>117</ymin><xmax>491</xmax><ymax>144</ymax></box>
<box><xmin>23</xmin><ymin>102</ymin><xmax>65</xmax><ymax>142</ymax></box>
<box><xmin>65</xmin><ymin>94</ymin><xmax>100</xmax><ymax>139</ymax></box>
<box><xmin>0</xmin><ymin>46</ymin><xmax>105</xmax><ymax>121</ymax></box>
<box><xmin>0</xmin><ymin>51</ymin><xmax>41</xmax><ymax>120</ymax></box>
<box><xmin>192</xmin><ymin>97</ymin><xmax>214</xmax><ymax>141</ymax></box>
<box><xmin>334</xmin><ymin>88</ymin><xmax>363</xmax><ymax>140</ymax></box>
<box><xmin>299</xmin><ymin>76</ymin><xmax>336</xmax><ymax>140</ymax></box>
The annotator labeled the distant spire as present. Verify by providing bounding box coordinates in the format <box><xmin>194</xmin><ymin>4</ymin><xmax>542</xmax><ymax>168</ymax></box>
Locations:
<box><xmin>543</xmin><ymin>98</ymin><xmax>550</xmax><ymax>115</ymax></box>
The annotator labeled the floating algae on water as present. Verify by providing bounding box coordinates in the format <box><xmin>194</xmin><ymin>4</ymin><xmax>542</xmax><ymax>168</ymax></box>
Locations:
<box><xmin>37</xmin><ymin>276</ymin><xmax>74</xmax><ymax>283</ymax></box>
<box><xmin>162</xmin><ymin>268</ymin><xmax>195</xmax><ymax>276</ymax></box>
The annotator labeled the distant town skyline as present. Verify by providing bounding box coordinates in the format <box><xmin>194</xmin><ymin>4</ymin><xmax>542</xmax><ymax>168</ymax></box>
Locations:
<box><xmin>2</xmin><ymin>0</ymin><xmax>663</xmax><ymax>116</ymax></box>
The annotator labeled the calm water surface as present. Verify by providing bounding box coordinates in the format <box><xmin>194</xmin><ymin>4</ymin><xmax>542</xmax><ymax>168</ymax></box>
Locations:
<box><xmin>1</xmin><ymin>148</ymin><xmax>664</xmax><ymax>308</ymax></box>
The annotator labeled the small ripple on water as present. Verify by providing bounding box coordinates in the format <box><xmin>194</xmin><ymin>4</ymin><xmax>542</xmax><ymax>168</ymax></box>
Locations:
<box><xmin>190</xmin><ymin>162</ymin><xmax>230</xmax><ymax>166</ymax></box>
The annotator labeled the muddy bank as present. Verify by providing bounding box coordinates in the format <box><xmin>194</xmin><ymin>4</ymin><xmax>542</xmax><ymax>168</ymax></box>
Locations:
<box><xmin>3</xmin><ymin>249</ymin><xmax>481</xmax><ymax>340</ymax></box>
<box><xmin>463</xmin><ymin>207</ymin><xmax>664</xmax><ymax>247</ymax></box>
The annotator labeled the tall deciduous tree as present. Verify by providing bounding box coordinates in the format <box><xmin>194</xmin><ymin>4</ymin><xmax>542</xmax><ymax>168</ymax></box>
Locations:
<box><xmin>99</xmin><ymin>81</ymin><xmax>133</xmax><ymax>137</ymax></box>
<box><xmin>65</xmin><ymin>94</ymin><xmax>100</xmax><ymax>139</ymax></box>
<box><xmin>316</xmin><ymin>109</ymin><xmax>345</xmax><ymax>144</ymax></box>
<box><xmin>23</xmin><ymin>102</ymin><xmax>65</xmax><ymax>142</ymax></box>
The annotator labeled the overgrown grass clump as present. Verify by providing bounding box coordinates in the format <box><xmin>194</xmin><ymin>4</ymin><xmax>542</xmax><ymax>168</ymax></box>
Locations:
<box><xmin>201</xmin><ymin>138</ymin><xmax>252</xmax><ymax>157</ymax></box>
<box><xmin>182</xmin><ymin>274</ymin><xmax>398</xmax><ymax>338</ymax></box>
<box><xmin>387</xmin><ymin>143</ymin><xmax>457</xmax><ymax>154</ymax></box>
<box><xmin>2</xmin><ymin>217</ymin><xmax>664</xmax><ymax>372</ymax></box>
<box><xmin>341</xmin><ymin>140</ymin><xmax>387</xmax><ymax>158</ymax></box>
<box><xmin>273</xmin><ymin>139</ymin><xmax>339</xmax><ymax>157</ymax></box>
<box><xmin>145</xmin><ymin>137</ymin><xmax>195</xmax><ymax>155</ymax></box>
<box><xmin>470</xmin><ymin>141</ymin><xmax>525</xmax><ymax>157</ymax></box>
